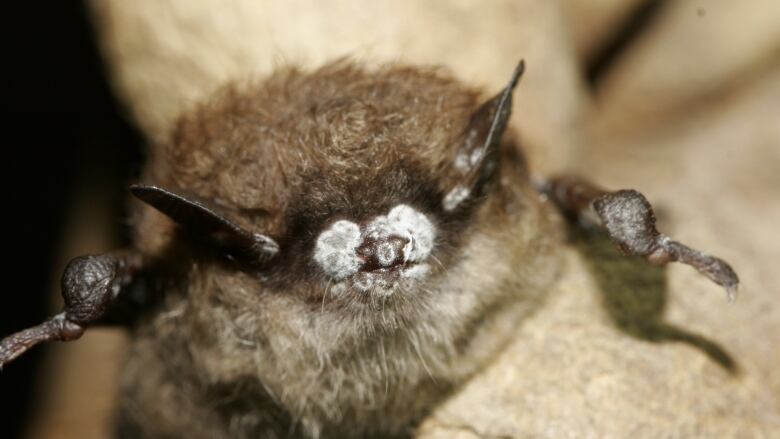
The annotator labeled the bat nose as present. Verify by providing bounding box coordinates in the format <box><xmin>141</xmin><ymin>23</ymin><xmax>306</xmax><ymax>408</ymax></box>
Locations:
<box><xmin>356</xmin><ymin>235</ymin><xmax>410</xmax><ymax>271</ymax></box>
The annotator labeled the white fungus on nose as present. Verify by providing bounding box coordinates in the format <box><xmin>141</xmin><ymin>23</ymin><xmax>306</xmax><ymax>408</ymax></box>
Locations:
<box><xmin>314</xmin><ymin>204</ymin><xmax>436</xmax><ymax>280</ymax></box>
<box><xmin>375</xmin><ymin>242</ymin><xmax>398</xmax><ymax>267</ymax></box>
<box><xmin>384</xmin><ymin>205</ymin><xmax>435</xmax><ymax>262</ymax></box>
<box><xmin>313</xmin><ymin>220</ymin><xmax>363</xmax><ymax>280</ymax></box>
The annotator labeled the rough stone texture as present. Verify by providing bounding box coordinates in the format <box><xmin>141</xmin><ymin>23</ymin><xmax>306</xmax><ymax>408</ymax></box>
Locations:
<box><xmin>418</xmin><ymin>249</ymin><xmax>780</xmax><ymax>438</ymax></box>
<box><xmin>29</xmin><ymin>1</ymin><xmax>780</xmax><ymax>437</ymax></box>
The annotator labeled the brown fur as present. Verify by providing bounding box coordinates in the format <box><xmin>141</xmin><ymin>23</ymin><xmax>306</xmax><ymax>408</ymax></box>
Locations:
<box><xmin>120</xmin><ymin>61</ymin><xmax>563</xmax><ymax>438</ymax></box>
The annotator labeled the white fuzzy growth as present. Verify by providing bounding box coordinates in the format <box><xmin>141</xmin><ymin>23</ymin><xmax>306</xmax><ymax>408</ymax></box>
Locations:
<box><xmin>442</xmin><ymin>185</ymin><xmax>471</xmax><ymax>212</ymax></box>
<box><xmin>352</xmin><ymin>272</ymin><xmax>393</xmax><ymax>293</ymax></box>
<box><xmin>386</xmin><ymin>205</ymin><xmax>435</xmax><ymax>262</ymax></box>
<box><xmin>454</xmin><ymin>129</ymin><xmax>479</xmax><ymax>172</ymax></box>
<box><xmin>314</xmin><ymin>220</ymin><xmax>362</xmax><ymax>280</ymax></box>
<box><xmin>375</xmin><ymin>242</ymin><xmax>397</xmax><ymax>267</ymax></box>
<box><xmin>469</xmin><ymin>147</ymin><xmax>485</xmax><ymax>166</ymax></box>
<box><xmin>366</xmin><ymin>205</ymin><xmax>435</xmax><ymax>263</ymax></box>
<box><xmin>454</xmin><ymin>153</ymin><xmax>468</xmax><ymax>172</ymax></box>
<box><xmin>314</xmin><ymin>205</ymin><xmax>436</xmax><ymax>282</ymax></box>
<box><xmin>402</xmin><ymin>263</ymin><xmax>430</xmax><ymax>280</ymax></box>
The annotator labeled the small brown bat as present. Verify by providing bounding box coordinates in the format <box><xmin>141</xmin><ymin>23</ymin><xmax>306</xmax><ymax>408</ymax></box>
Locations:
<box><xmin>0</xmin><ymin>59</ymin><xmax>738</xmax><ymax>438</ymax></box>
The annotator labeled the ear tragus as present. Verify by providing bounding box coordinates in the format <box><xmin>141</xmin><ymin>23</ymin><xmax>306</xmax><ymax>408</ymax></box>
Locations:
<box><xmin>130</xmin><ymin>185</ymin><xmax>279</xmax><ymax>261</ymax></box>
<box><xmin>443</xmin><ymin>60</ymin><xmax>525</xmax><ymax>212</ymax></box>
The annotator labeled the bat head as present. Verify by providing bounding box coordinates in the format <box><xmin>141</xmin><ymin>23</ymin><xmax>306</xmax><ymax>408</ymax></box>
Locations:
<box><xmin>132</xmin><ymin>60</ymin><xmax>553</xmax><ymax>334</ymax></box>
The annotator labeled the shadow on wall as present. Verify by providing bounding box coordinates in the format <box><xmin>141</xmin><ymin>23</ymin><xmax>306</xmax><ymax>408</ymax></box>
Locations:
<box><xmin>573</xmin><ymin>227</ymin><xmax>738</xmax><ymax>374</ymax></box>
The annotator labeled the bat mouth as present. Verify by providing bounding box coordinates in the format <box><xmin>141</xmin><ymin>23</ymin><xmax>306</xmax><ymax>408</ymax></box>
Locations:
<box><xmin>345</xmin><ymin>262</ymin><xmax>431</xmax><ymax>296</ymax></box>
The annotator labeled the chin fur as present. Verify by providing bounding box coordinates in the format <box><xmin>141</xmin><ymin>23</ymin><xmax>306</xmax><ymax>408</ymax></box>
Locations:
<box><xmin>120</xmin><ymin>188</ymin><xmax>563</xmax><ymax>439</ymax></box>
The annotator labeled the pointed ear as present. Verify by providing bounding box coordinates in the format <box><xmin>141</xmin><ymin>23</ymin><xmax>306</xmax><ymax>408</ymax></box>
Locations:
<box><xmin>130</xmin><ymin>185</ymin><xmax>279</xmax><ymax>261</ymax></box>
<box><xmin>443</xmin><ymin>60</ymin><xmax>525</xmax><ymax>212</ymax></box>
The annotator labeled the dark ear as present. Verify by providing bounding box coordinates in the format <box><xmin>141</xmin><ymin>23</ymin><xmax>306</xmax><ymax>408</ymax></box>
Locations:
<box><xmin>130</xmin><ymin>185</ymin><xmax>279</xmax><ymax>261</ymax></box>
<box><xmin>443</xmin><ymin>60</ymin><xmax>525</xmax><ymax>212</ymax></box>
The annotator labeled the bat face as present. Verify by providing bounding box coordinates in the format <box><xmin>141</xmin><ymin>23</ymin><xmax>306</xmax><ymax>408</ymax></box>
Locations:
<box><xmin>135</xmin><ymin>61</ymin><xmax>534</xmax><ymax>326</ymax></box>
<box><xmin>247</xmin><ymin>165</ymin><xmax>452</xmax><ymax>319</ymax></box>
<box><xmin>272</xmin><ymin>160</ymin><xmax>446</xmax><ymax>305</ymax></box>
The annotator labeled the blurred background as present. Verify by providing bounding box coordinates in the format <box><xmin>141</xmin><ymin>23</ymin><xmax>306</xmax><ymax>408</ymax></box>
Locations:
<box><xmin>1</xmin><ymin>2</ymin><xmax>142</xmax><ymax>438</ymax></box>
<box><xmin>1</xmin><ymin>1</ymin><xmax>778</xmax><ymax>438</ymax></box>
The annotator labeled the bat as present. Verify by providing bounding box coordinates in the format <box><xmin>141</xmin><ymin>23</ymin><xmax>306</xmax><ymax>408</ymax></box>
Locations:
<box><xmin>0</xmin><ymin>59</ymin><xmax>738</xmax><ymax>438</ymax></box>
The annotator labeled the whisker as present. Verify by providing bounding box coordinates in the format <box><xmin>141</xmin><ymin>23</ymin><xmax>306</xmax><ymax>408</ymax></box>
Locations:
<box><xmin>322</xmin><ymin>279</ymin><xmax>333</xmax><ymax>313</ymax></box>
<box><xmin>430</xmin><ymin>254</ymin><xmax>446</xmax><ymax>271</ymax></box>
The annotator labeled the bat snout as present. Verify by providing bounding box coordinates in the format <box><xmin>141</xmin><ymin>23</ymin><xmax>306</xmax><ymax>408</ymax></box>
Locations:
<box><xmin>313</xmin><ymin>204</ymin><xmax>437</xmax><ymax>291</ymax></box>
<box><xmin>356</xmin><ymin>235</ymin><xmax>410</xmax><ymax>271</ymax></box>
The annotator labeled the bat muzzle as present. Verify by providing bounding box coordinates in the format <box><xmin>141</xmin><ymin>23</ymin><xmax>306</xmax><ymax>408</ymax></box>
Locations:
<box><xmin>313</xmin><ymin>204</ymin><xmax>436</xmax><ymax>294</ymax></box>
